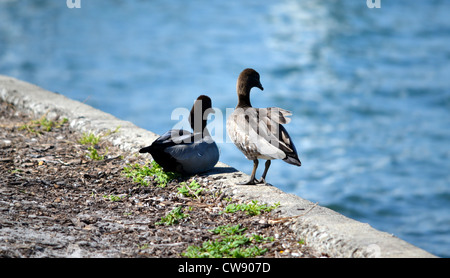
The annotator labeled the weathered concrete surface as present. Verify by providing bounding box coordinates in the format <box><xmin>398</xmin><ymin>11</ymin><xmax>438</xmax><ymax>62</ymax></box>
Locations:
<box><xmin>0</xmin><ymin>75</ymin><xmax>437</xmax><ymax>258</ymax></box>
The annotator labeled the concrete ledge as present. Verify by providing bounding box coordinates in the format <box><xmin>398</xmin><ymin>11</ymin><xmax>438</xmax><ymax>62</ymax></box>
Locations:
<box><xmin>0</xmin><ymin>75</ymin><xmax>437</xmax><ymax>258</ymax></box>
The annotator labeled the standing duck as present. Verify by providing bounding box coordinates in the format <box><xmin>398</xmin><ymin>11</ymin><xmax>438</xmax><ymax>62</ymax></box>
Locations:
<box><xmin>226</xmin><ymin>68</ymin><xmax>301</xmax><ymax>185</ymax></box>
<box><xmin>139</xmin><ymin>95</ymin><xmax>219</xmax><ymax>175</ymax></box>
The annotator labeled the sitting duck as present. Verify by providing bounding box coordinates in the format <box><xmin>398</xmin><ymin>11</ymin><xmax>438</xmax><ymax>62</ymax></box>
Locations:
<box><xmin>139</xmin><ymin>95</ymin><xmax>219</xmax><ymax>175</ymax></box>
<box><xmin>226</xmin><ymin>68</ymin><xmax>301</xmax><ymax>185</ymax></box>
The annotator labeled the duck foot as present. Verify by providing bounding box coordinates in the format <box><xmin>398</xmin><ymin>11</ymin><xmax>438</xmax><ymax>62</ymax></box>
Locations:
<box><xmin>256</xmin><ymin>178</ymin><xmax>270</xmax><ymax>185</ymax></box>
<box><xmin>237</xmin><ymin>159</ymin><xmax>260</xmax><ymax>185</ymax></box>
<box><xmin>237</xmin><ymin>178</ymin><xmax>258</xmax><ymax>185</ymax></box>
<box><xmin>237</xmin><ymin>178</ymin><xmax>272</xmax><ymax>186</ymax></box>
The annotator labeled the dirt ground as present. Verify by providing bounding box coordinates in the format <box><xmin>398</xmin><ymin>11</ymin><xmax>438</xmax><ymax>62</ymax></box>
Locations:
<box><xmin>0</xmin><ymin>100</ymin><xmax>326</xmax><ymax>258</ymax></box>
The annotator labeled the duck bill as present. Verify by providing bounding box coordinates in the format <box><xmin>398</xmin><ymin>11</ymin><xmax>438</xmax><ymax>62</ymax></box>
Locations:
<box><xmin>257</xmin><ymin>82</ymin><xmax>264</xmax><ymax>91</ymax></box>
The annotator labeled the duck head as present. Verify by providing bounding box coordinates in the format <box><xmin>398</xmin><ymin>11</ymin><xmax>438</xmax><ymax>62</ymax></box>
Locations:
<box><xmin>189</xmin><ymin>95</ymin><xmax>214</xmax><ymax>135</ymax></box>
<box><xmin>236</xmin><ymin>68</ymin><xmax>264</xmax><ymax>108</ymax></box>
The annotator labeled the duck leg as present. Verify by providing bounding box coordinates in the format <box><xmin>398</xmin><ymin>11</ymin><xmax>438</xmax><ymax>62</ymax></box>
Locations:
<box><xmin>257</xmin><ymin>160</ymin><xmax>271</xmax><ymax>185</ymax></box>
<box><xmin>238</xmin><ymin>159</ymin><xmax>259</xmax><ymax>185</ymax></box>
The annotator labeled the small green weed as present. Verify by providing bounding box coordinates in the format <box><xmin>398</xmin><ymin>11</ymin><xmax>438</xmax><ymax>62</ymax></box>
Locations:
<box><xmin>78</xmin><ymin>126</ymin><xmax>120</xmax><ymax>145</ymax></box>
<box><xmin>182</xmin><ymin>224</ymin><xmax>274</xmax><ymax>258</ymax></box>
<box><xmin>103</xmin><ymin>194</ymin><xmax>124</xmax><ymax>202</ymax></box>
<box><xmin>210</xmin><ymin>224</ymin><xmax>247</xmax><ymax>236</ymax></box>
<box><xmin>122</xmin><ymin>163</ymin><xmax>153</xmax><ymax>186</ymax></box>
<box><xmin>177</xmin><ymin>179</ymin><xmax>204</xmax><ymax>198</ymax></box>
<box><xmin>19</xmin><ymin>116</ymin><xmax>68</xmax><ymax>134</ymax></box>
<box><xmin>87</xmin><ymin>146</ymin><xmax>108</xmax><ymax>160</ymax></box>
<box><xmin>78</xmin><ymin>127</ymin><xmax>119</xmax><ymax>160</ymax></box>
<box><xmin>156</xmin><ymin>206</ymin><xmax>189</xmax><ymax>226</ymax></box>
<box><xmin>221</xmin><ymin>200</ymin><xmax>280</xmax><ymax>216</ymax></box>
<box><xmin>138</xmin><ymin>243</ymin><xmax>149</xmax><ymax>250</ymax></box>
<box><xmin>122</xmin><ymin>160</ymin><xmax>179</xmax><ymax>187</ymax></box>
<box><xmin>79</xmin><ymin>132</ymin><xmax>101</xmax><ymax>145</ymax></box>
<box><xmin>103</xmin><ymin>125</ymin><xmax>121</xmax><ymax>136</ymax></box>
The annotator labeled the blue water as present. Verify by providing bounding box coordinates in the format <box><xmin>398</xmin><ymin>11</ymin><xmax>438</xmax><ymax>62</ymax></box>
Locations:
<box><xmin>1</xmin><ymin>0</ymin><xmax>449</xmax><ymax>257</ymax></box>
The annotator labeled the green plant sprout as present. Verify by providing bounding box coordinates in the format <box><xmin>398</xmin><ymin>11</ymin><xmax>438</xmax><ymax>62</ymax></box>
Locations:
<box><xmin>122</xmin><ymin>160</ymin><xmax>179</xmax><ymax>187</ymax></box>
<box><xmin>221</xmin><ymin>200</ymin><xmax>280</xmax><ymax>216</ymax></box>
<box><xmin>19</xmin><ymin>116</ymin><xmax>68</xmax><ymax>134</ymax></box>
<box><xmin>182</xmin><ymin>224</ymin><xmax>274</xmax><ymax>258</ymax></box>
<box><xmin>156</xmin><ymin>206</ymin><xmax>189</xmax><ymax>226</ymax></box>
<box><xmin>177</xmin><ymin>179</ymin><xmax>205</xmax><ymax>198</ymax></box>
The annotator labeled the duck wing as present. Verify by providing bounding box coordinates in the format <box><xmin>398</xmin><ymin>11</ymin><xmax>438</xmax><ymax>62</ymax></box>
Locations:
<box><xmin>258</xmin><ymin>108</ymin><xmax>301</xmax><ymax>165</ymax></box>
<box><xmin>228</xmin><ymin>107</ymin><xmax>301</xmax><ymax>164</ymax></box>
<box><xmin>278</xmin><ymin>124</ymin><xmax>301</xmax><ymax>166</ymax></box>
<box><xmin>228</xmin><ymin>108</ymin><xmax>289</xmax><ymax>160</ymax></box>
<box><xmin>258</xmin><ymin>107</ymin><xmax>297</xmax><ymax>154</ymax></box>
<box><xmin>264</xmin><ymin>107</ymin><xmax>292</xmax><ymax>124</ymax></box>
<box><xmin>164</xmin><ymin>131</ymin><xmax>203</xmax><ymax>161</ymax></box>
<box><xmin>138</xmin><ymin>129</ymin><xmax>193</xmax><ymax>172</ymax></box>
<box><xmin>164</xmin><ymin>133</ymin><xmax>219</xmax><ymax>174</ymax></box>
<box><xmin>166</xmin><ymin>137</ymin><xmax>218</xmax><ymax>161</ymax></box>
<box><xmin>139</xmin><ymin>129</ymin><xmax>192</xmax><ymax>153</ymax></box>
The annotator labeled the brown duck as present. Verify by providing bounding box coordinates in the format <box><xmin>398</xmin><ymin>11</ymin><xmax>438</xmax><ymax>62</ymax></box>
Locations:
<box><xmin>226</xmin><ymin>68</ymin><xmax>301</xmax><ymax>185</ymax></box>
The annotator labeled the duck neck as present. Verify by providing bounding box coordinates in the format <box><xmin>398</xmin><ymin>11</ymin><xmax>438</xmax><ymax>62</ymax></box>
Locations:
<box><xmin>190</xmin><ymin>118</ymin><xmax>210</xmax><ymax>138</ymax></box>
<box><xmin>236</xmin><ymin>86</ymin><xmax>252</xmax><ymax>108</ymax></box>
